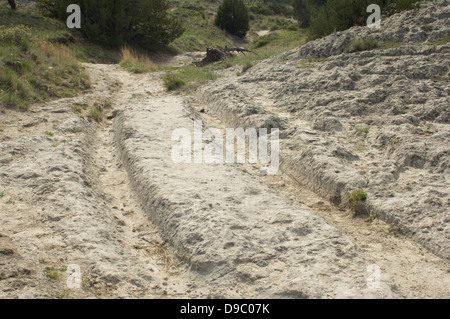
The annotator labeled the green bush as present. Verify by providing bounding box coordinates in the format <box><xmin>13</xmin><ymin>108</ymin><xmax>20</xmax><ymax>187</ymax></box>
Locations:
<box><xmin>215</xmin><ymin>0</ymin><xmax>250</xmax><ymax>38</ymax></box>
<box><xmin>293</xmin><ymin>0</ymin><xmax>326</xmax><ymax>28</ymax></box>
<box><xmin>0</xmin><ymin>25</ymin><xmax>32</xmax><ymax>51</ymax></box>
<box><xmin>246</xmin><ymin>0</ymin><xmax>292</xmax><ymax>16</ymax></box>
<box><xmin>392</xmin><ymin>0</ymin><xmax>421</xmax><ymax>12</ymax></box>
<box><xmin>251</xmin><ymin>32</ymin><xmax>281</xmax><ymax>48</ymax></box>
<box><xmin>284</xmin><ymin>24</ymin><xmax>300</xmax><ymax>31</ymax></box>
<box><xmin>307</xmin><ymin>0</ymin><xmax>423</xmax><ymax>40</ymax></box>
<box><xmin>163</xmin><ymin>73</ymin><xmax>185</xmax><ymax>91</ymax></box>
<box><xmin>349</xmin><ymin>189</ymin><xmax>368</xmax><ymax>202</ymax></box>
<box><xmin>36</xmin><ymin>0</ymin><xmax>184</xmax><ymax>50</ymax></box>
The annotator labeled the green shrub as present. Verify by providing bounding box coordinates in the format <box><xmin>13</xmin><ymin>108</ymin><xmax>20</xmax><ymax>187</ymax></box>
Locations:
<box><xmin>163</xmin><ymin>73</ymin><xmax>185</xmax><ymax>91</ymax></box>
<box><xmin>349</xmin><ymin>189</ymin><xmax>368</xmax><ymax>202</ymax></box>
<box><xmin>307</xmin><ymin>0</ymin><xmax>423</xmax><ymax>40</ymax></box>
<box><xmin>36</xmin><ymin>0</ymin><xmax>184</xmax><ymax>50</ymax></box>
<box><xmin>284</xmin><ymin>24</ymin><xmax>300</xmax><ymax>31</ymax></box>
<box><xmin>0</xmin><ymin>13</ymin><xmax>90</xmax><ymax>111</ymax></box>
<box><xmin>43</xmin><ymin>268</ymin><xmax>58</xmax><ymax>279</ymax></box>
<box><xmin>251</xmin><ymin>32</ymin><xmax>281</xmax><ymax>49</ymax></box>
<box><xmin>293</xmin><ymin>0</ymin><xmax>326</xmax><ymax>28</ymax></box>
<box><xmin>0</xmin><ymin>25</ymin><xmax>32</xmax><ymax>51</ymax></box>
<box><xmin>242</xmin><ymin>61</ymin><xmax>253</xmax><ymax>73</ymax></box>
<box><xmin>393</xmin><ymin>0</ymin><xmax>421</xmax><ymax>12</ymax></box>
<box><xmin>89</xmin><ymin>108</ymin><xmax>102</xmax><ymax>122</ymax></box>
<box><xmin>215</xmin><ymin>0</ymin><xmax>249</xmax><ymax>38</ymax></box>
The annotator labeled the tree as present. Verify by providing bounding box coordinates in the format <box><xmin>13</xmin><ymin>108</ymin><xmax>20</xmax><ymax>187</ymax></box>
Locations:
<box><xmin>36</xmin><ymin>0</ymin><xmax>184</xmax><ymax>50</ymax></box>
<box><xmin>308</xmin><ymin>0</ymin><xmax>373</xmax><ymax>39</ymax></box>
<box><xmin>292</xmin><ymin>0</ymin><xmax>326</xmax><ymax>28</ymax></box>
<box><xmin>7</xmin><ymin>0</ymin><xmax>16</xmax><ymax>9</ymax></box>
<box><xmin>215</xmin><ymin>0</ymin><xmax>250</xmax><ymax>38</ymax></box>
<box><xmin>306</xmin><ymin>0</ymin><xmax>422</xmax><ymax>40</ymax></box>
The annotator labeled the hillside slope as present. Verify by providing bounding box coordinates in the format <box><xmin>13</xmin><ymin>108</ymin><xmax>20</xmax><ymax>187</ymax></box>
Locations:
<box><xmin>197</xmin><ymin>0</ymin><xmax>450</xmax><ymax>260</ymax></box>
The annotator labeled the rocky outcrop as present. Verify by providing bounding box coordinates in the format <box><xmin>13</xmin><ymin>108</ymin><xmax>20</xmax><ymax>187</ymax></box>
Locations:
<box><xmin>197</xmin><ymin>1</ymin><xmax>450</xmax><ymax>260</ymax></box>
<box><xmin>114</xmin><ymin>88</ymin><xmax>395</xmax><ymax>299</ymax></box>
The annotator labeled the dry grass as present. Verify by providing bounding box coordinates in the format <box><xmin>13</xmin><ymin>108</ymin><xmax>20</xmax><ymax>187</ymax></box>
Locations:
<box><xmin>0</xmin><ymin>32</ymin><xmax>90</xmax><ymax>110</ymax></box>
<box><xmin>34</xmin><ymin>41</ymin><xmax>78</xmax><ymax>68</ymax></box>
<box><xmin>120</xmin><ymin>47</ymin><xmax>164</xmax><ymax>74</ymax></box>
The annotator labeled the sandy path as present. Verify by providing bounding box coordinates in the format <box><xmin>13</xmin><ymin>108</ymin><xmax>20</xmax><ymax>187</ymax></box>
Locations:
<box><xmin>111</xmin><ymin>65</ymin><xmax>396</xmax><ymax>298</ymax></box>
<box><xmin>0</xmin><ymin>62</ymin><xmax>448</xmax><ymax>298</ymax></box>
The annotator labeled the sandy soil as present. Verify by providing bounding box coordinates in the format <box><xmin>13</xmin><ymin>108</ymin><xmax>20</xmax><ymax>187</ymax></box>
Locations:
<box><xmin>1</xmin><ymin>62</ymin><xmax>448</xmax><ymax>298</ymax></box>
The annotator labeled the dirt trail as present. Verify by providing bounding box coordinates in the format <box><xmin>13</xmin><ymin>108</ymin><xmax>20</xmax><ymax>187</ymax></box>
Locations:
<box><xmin>0</xmin><ymin>63</ymin><xmax>448</xmax><ymax>298</ymax></box>
<box><xmin>189</xmin><ymin>98</ymin><xmax>450</xmax><ymax>299</ymax></box>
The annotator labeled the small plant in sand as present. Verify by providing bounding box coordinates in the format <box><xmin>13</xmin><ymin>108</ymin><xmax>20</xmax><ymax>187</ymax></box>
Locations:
<box><xmin>56</xmin><ymin>291</ymin><xmax>70</xmax><ymax>299</ymax></box>
<box><xmin>346</xmin><ymin>189</ymin><xmax>369</xmax><ymax>216</ymax></box>
<box><xmin>43</xmin><ymin>268</ymin><xmax>59</xmax><ymax>279</ymax></box>
<box><xmin>163</xmin><ymin>73</ymin><xmax>185</xmax><ymax>91</ymax></box>
<box><xmin>366</xmin><ymin>212</ymin><xmax>377</xmax><ymax>225</ymax></box>
<box><xmin>298</xmin><ymin>57</ymin><xmax>329</xmax><ymax>68</ymax></box>
<box><xmin>355</xmin><ymin>126</ymin><xmax>369</xmax><ymax>134</ymax></box>
<box><xmin>355</xmin><ymin>125</ymin><xmax>369</xmax><ymax>139</ymax></box>
<box><xmin>349</xmin><ymin>189</ymin><xmax>368</xmax><ymax>202</ymax></box>
<box><xmin>89</xmin><ymin>107</ymin><xmax>103</xmax><ymax>122</ymax></box>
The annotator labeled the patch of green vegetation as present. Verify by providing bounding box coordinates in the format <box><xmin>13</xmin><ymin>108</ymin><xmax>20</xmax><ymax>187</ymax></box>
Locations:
<box><xmin>168</xmin><ymin>0</ymin><xmax>298</xmax><ymax>53</ymax></box>
<box><xmin>120</xmin><ymin>61</ymin><xmax>158</xmax><ymax>74</ymax></box>
<box><xmin>426</xmin><ymin>35</ymin><xmax>450</xmax><ymax>46</ymax></box>
<box><xmin>347</xmin><ymin>37</ymin><xmax>380</xmax><ymax>53</ymax></box>
<box><xmin>378</xmin><ymin>42</ymin><xmax>404</xmax><ymax>50</ymax></box>
<box><xmin>241</xmin><ymin>60</ymin><xmax>254</xmax><ymax>73</ymax></box>
<box><xmin>247</xmin><ymin>0</ymin><xmax>293</xmax><ymax>17</ymax></box>
<box><xmin>44</xmin><ymin>131</ymin><xmax>54</xmax><ymax>136</ymax></box>
<box><xmin>82</xmin><ymin>277</ymin><xmax>92</xmax><ymax>287</ymax></box>
<box><xmin>169</xmin><ymin>6</ymin><xmax>233</xmax><ymax>52</ymax></box>
<box><xmin>355</xmin><ymin>125</ymin><xmax>369</xmax><ymax>135</ymax></box>
<box><xmin>348</xmin><ymin>189</ymin><xmax>368</xmax><ymax>202</ymax></box>
<box><xmin>164</xmin><ymin>63</ymin><xmax>224</xmax><ymax>93</ymax></box>
<box><xmin>70</xmin><ymin>41</ymin><xmax>120</xmax><ymax>64</ymax></box>
<box><xmin>6</xmin><ymin>198</ymin><xmax>15</xmax><ymax>205</ymax></box>
<box><xmin>43</xmin><ymin>268</ymin><xmax>58</xmax><ymax>279</ymax></box>
<box><xmin>56</xmin><ymin>291</ymin><xmax>70</xmax><ymax>299</ymax></box>
<box><xmin>346</xmin><ymin>189</ymin><xmax>370</xmax><ymax>216</ymax></box>
<box><xmin>0</xmin><ymin>7</ymin><xmax>91</xmax><ymax>110</ymax></box>
<box><xmin>163</xmin><ymin>73</ymin><xmax>186</xmax><ymax>91</ymax></box>
<box><xmin>120</xmin><ymin>47</ymin><xmax>166</xmax><ymax>74</ymax></box>
<box><xmin>298</xmin><ymin>57</ymin><xmax>329</xmax><ymax>68</ymax></box>
<box><xmin>228</xmin><ymin>29</ymin><xmax>308</xmax><ymax>69</ymax></box>
<box><xmin>252</xmin><ymin>32</ymin><xmax>281</xmax><ymax>48</ymax></box>
<box><xmin>0</xmin><ymin>191</ymin><xmax>4</xmax><ymax>198</ymax></box>
<box><xmin>366</xmin><ymin>212</ymin><xmax>377</xmax><ymax>224</ymax></box>
<box><xmin>89</xmin><ymin>107</ymin><xmax>103</xmax><ymax>122</ymax></box>
<box><xmin>166</xmin><ymin>28</ymin><xmax>308</xmax><ymax>91</ymax></box>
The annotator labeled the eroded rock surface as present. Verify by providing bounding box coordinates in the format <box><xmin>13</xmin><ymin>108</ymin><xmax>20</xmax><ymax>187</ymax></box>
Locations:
<box><xmin>197</xmin><ymin>1</ymin><xmax>450</xmax><ymax>260</ymax></box>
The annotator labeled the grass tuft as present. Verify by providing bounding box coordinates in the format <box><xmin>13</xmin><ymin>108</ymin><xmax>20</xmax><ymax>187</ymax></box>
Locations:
<box><xmin>120</xmin><ymin>47</ymin><xmax>164</xmax><ymax>74</ymax></box>
<box><xmin>0</xmin><ymin>23</ymin><xmax>90</xmax><ymax>110</ymax></box>
<box><xmin>43</xmin><ymin>268</ymin><xmax>58</xmax><ymax>280</ymax></box>
<box><xmin>347</xmin><ymin>37</ymin><xmax>379</xmax><ymax>53</ymax></box>
<box><xmin>348</xmin><ymin>189</ymin><xmax>368</xmax><ymax>202</ymax></box>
